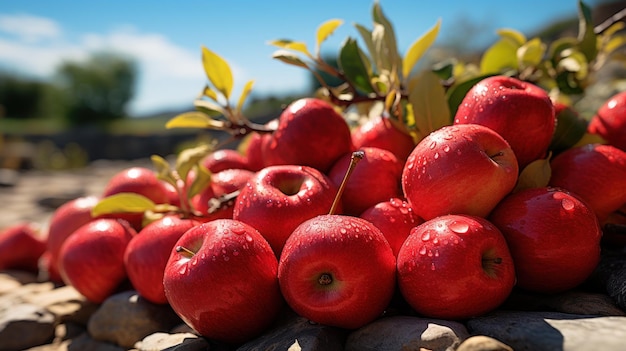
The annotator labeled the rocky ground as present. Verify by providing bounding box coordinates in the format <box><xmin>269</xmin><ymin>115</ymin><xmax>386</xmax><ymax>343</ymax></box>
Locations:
<box><xmin>2</xmin><ymin>160</ymin><xmax>626</xmax><ymax>350</ymax></box>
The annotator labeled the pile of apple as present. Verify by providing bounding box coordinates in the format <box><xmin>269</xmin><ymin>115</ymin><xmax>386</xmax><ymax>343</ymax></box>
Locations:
<box><xmin>2</xmin><ymin>74</ymin><xmax>626</xmax><ymax>345</ymax></box>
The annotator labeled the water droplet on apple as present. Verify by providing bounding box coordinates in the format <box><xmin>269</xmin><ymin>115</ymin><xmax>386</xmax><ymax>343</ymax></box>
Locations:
<box><xmin>431</xmin><ymin>263</ymin><xmax>436</xmax><ymax>271</ymax></box>
<box><xmin>178</xmin><ymin>265</ymin><xmax>187</xmax><ymax>275</ymax></box>
<box><xmin>421</xmin><ymin>232</ymin><xmax>431</xmax><ymax>241</ymax></box>
<box><xmin>434</xmin><ymin>152</ymin><xmax>440</xmax><ymax>159</ymax></box>
<box><xmin>432</xmin><ymin>237</ymin><xmax>439</xmax><ymax>245</ymax></box>
<box><xmin>223</xmin><ymin>255</ymin><xmax>230</xmax><ymax>261</ymax></box>
<box><xmin>427</xmin><ymin>250</ymin><xmax>433</xmax><ymax>257</ymax></box>
<box><xmin>419</xmin><ymin>246</ymin><xmax>427</xmax><ymax>255</ymax></box>
<box><xmin>429</xmin><ymin>141</ymin><xmax>436</xmax><ymax>149</ymax></box>
<box><xmin>449</xmin><ymin>221</ymin><xmax>469</xmax><ymax>234</ymax></box>
<box><xmin>443</xmin><ymin>145</ymin><xmax>450</xmax><ymax>153</ymax></box>
<box><xmin>434</xmin><ymin>250</ymin><xmax>439</xmax><ymax>257</ymax></box>
<box><xmin>233</xmin><ymin>249</ymin><xmax>239</xmax><ymax>256</ymax></box>
<box><xmin>245</xmin><ymin>234</ymin><xmax>253</xmax><ymax>242</ymax></box>
<box><xmin>561</xmin><ymin>198</ymin><xmax>575</xmax><ymax>211</ymax></box>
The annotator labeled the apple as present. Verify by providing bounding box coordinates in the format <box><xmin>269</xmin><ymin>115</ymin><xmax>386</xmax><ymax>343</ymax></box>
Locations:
<box><xmin>489</xmin><ymin>187</ymin><xmax>602</xmax><ymax>293</ymax></box>
<box><xmin>278</xmin><ymin>214</ymin><xmax>396</xmax><ymax>329</ymax></box>
<box><xmin>549</xmin><ymin>143</ymin><xmax>626</xmax><ymax>223</ymax></box>
<box><xmin>263</xmin><ymin>98</ymin><xmax>353</xmax><ymax>173</ymax></box>
<box><xmin>201</xmin><ymin>149</ymin><xmax>250</xmax><ymax>173</ymax></box>
<box><xmin>233</xmin><ymin>165</ymin><xmax>339</xmax><ymax>256</ymax></box>
<box><xmin>360</xmin><ymin>198</ymin><xmax>423</xmax><ymax>257</ymax></box>
<box><xmin>328</xmin><ymin>147</ymin><xmax>404</xmax><ymax>216</ymax></box>
<box><xmin>124</xmin><ymin>215</ymin><xmax>200</xmax><ymax>304</ymax></box>
<box><xmin>454</xmin><ymin>75</ymin><xmax>556</xmax><ymax>169</ymax></box>
<box><xmin>163</xmin><ymin>219</ymin><xmax>283</xmax><ymax>344</ymax></box>
<box><xmin>242</xmin><ymin>131</ymin><xmax>272</xmax><ymax>171</ymax></box>
<box><xmin>397</xmin><ymin>214</ymin><xmax>516</xmax><ymax>319</ymax></box>
<box><xmin>45</xmin><ymin>195</ymin><xmax>100</xmax><ymax>281</ymax></box>
<box><xmin>58</xmin><ymin>218</ymin><xmax>136</xmax><ymax>303</ymax></box>
<box><xmin>191</xmin><ymin>168</ymin><xmax>255</xmax><ymax>220</ymax></box>
<box><xmin>351</xmin><ymin>114</ymin><xmax>415</xmax><ymax>162</ymax></box>
<box><xmin>402</xmin><ymin>123</ymin><xmax>519</xmax><ymax>221</ymax></box>
<box><xmin>588</xmin><ymin>90</ymin><xmax>626</xmax><ymax>152</ymax></box>
<box><xmin>0</xmin><ymin>222</ymin><xmax>46</xmax><ymax>272</ymax></box>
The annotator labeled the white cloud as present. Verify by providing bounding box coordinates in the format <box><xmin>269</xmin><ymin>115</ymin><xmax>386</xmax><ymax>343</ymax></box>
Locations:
<box><xmin>0</xmin><ymin>14</ymin><xmax>61</xmax><ymax>42</ymax></box>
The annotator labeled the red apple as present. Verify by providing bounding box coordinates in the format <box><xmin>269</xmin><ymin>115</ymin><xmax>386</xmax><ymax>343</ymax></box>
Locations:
<box><xmin>233</xmin><ymin>165</ymin><xmax>339</xmax><ymax>256</ymax></box>
<box><xmin>201</xmin><ymin>149</ymin><xmax>250</xmax><ymax>173</ymax></box>
<box><xmin>328</xmin><ymin>147</ymin><xmax>404</xmax><ymax>216</ymax></box>
<box><xmin>351</xmin><ymin>115</ymin><xmax>415</xmax><ymax>162</ymax></box>
<box><xmin>46</xmin><ymin>196</ymin><xmax>100</xmax><ymax>281</ymax></box>
<box><xmin>124</xmin><ymin>216</ymin><xmax>200</xmax><ymax>304</ymax></box>
<box><xmin>243</xmin><ymin>131</ymin><xmax>272</xmax><ymax>172</ymax></box>
<box><xmin>549</xmin><ymin>143</ymin><xmax>626</xmax><ymax>223</ymax></box>
<box><xmin>402</xmin><ymin>124</ymin><xmax>519</xmax><ymax>220</ymax></box>
<box><xmin>58</xmin><ymin>218</ymin><xmax>136</xmax><ymax>303</ymax></box>
<box><xmin>454</xmin><ymin>75</ymin><xmax>556</xmax><ymax>169</ymax></box>
<box><xmin>278</xmin><ymin>214</ymin><xmax>396</xmax><ymax>329</ymax></box>
<box><xmin>263</xmin><ymin>98</ymin><xmax>353</xmax><ymax>173</ymax></box>
<box><xmin>588</xmin><ymin>90</ymin><xmax>626</xmax><ymax>152</ymax></box>
<box><xmin>191</xmin><ymin>168</ymin><xmax>255</xmax><ymax>220</ymax></box>
<box><xmin>163</xmin><ymin>219</ymin><xmax>283</xmax><ymax>344</ymax></box>
<box><xmin>489</xmin><ymin>187</ymin><xmax>602</xmax><ymax>293</ymax></box>
<box><xmin>360</xmin><ymin>198</ymin><xmax>423</xmax><ymax>257</ymax></box>
<box><xmin>0</xmin><ymin>222</ymin><xmax>46</xmax><ymax>272</ymax></box>
<box><xmin>397</xmin><ymin>214</ymin><xmax>516</xmax><ymax>319</ymax></box>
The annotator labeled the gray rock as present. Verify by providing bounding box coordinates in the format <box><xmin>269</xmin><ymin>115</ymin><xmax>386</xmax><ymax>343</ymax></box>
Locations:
<box><xmin>345</xmin><ymin>315</ymin><xmax>469</xmax><ymax>351</ymax></box>
<box><xmin>87</xmin><ymin>290</ymin><xmax>182</xmax><ymax>349</ymax></box>
<box><xmin>592</xmin><ymin>252</ymin><xmax>626</xmax><ymax>311</ymax></box>
<box><xmin>68</xmin><ymin>332</ymin><xmax>126</xmax><ymax>351</ymax></box>
<box><xmin>237</xmin><ymin>314</ymin><xmax>346</xmax><ymax>351</ymax></box>
<box><xmin>457</xmin><ymin>335</ymin><xmax>513</xmax><ymax>351</ymax></box>
<box><xmin>133</xmin><ymin>332</ymin><xmax>210</xmax><ymax>351</ymax></box>
<box><xmin>0</xmin><ymin>303</ymin><xmax>56</xmax><ymax>351</ymax></box>
<box><xmin>467</xmin><ymin>310</ymin><xmax>626</xmax><ymax>351</ymax></box>
<box><xmin>26</xmin><ymin>284</ymin><xmax>99</xmax><ymax>325</ymax></box>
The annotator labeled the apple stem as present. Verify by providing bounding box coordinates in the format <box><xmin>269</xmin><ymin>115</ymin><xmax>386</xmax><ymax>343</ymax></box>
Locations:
<box><xmin>207</xmin><ymin>190</ymin><xmax>241</xmax><ymax>214</ymax></box>
<box><xmin>489</xmin><ymin>151</ymin><xmax>505</xmax><ymax>159</ymax></box>
<box><xmin>176</xmin><ymin>245</ymin><xmax>196</xmax><ymax>258</ymax></box>
<box><xmin>318</xmin><ymin>273</ymin><xmax>333</xmax><ymax>286</ymax></box>
<box><xmin>329</xmin><ymin>150</ymin><xmax>365</xmax><ymax>215</ymax></box>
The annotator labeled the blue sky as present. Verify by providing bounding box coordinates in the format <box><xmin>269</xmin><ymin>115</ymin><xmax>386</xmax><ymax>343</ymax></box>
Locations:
<box><xmin>0</xmin><ymin>0</ymin><xmax>586</xmax><ymax>116</ymax></box>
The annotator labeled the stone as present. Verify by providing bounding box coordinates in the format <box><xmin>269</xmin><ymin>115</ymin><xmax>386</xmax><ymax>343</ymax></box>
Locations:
<box><xmin>0</xmin><ymin>303</ymin><xmax>56</xmax><ymax>351</ymax></box>
<box><xmin>237</xmin><ymin>314</ymin><xmax>346</xmax><ymax>351</ymax></box>
<box><xmin>344</xmin><ymin>315</ymin><xmax>469</xmax><ymax>351</ymax></box>
<box><xmin>0</xmin><ymin>270</ymin><xmax>38</xmax><ymax>295</ymax></box>
<box><xmin>592</xmin><ymin>252</ymin><xmax>626</xmax><ymax>311</ymax></box>
<box><xmin>67</xmin><ymin>332</ymin><xmax>126</xmax><ymax>351</ymax></box>
<box><xmin>457</xmin><ymin>335</ymin><xmax>513</xmax><ymax>351</ymax></box>
<box><xmin>87</xmin><ymin>290</ymin><xmax>182</xmax><ymax>349</ymax></box>
<box><xmin>25</xmin><ymin>284</ymin><xmax>99</xmax><ymax>324</ymax></box>
<box><xmin>132</xmin><ymin>332</ymin><xmax>210</xmax><ymax>351</ymax></box>
<box><xmin>502</xmin><ymin>289</ymin><xmax>626</xmax><ymax>316</ymax></box>
<box><xmin>467</xmin><ymin>310</ymin><xmax>626</xmax><ymax>351</ymax></box>
<box><xmin>0</xmin><ymin>168</ymin><xmax>19</xmax><ymax>187</ymax></box>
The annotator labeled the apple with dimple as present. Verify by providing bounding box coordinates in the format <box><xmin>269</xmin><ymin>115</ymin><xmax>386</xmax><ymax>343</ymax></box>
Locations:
<box><xmin>454</xmin><ymin>75</ymin><xmax>556</xmax><ymax>169</ymax></box>
<box><xmin>124</xmin><ymin>215</ymin><xmax>200</xmax><ymax>304</ymax></box>
<box><xmin>549</xmin><ymin>143</ymin><xmax>626</xmax><ymax>223</ymax></box>
<box><xmin>278</xmin><ymin>214</ymin><xmax>396</xmax><ymax>329</ymax></box>
<box><xmin>233</xmin><ymin>165</ymin><xmax>338</xmax><ymax>256</ymax></box>
<box><xmin>163</xmin><ymin>219</ymin><xmax>283</xmax><ymax>344</ymax></box>
<box><xmin>397</xmin><ymin>214</ymin><xmax>515</xmax><ymax>319</ymax></box>
<box><xmin>328</xmin><ymin>147</ymin><xmax>403</xmax><ymax>216</ymax></box>
<box><xmin>489</xmin><ymin>187</ymin><xmax>602</xmax><ymax>293</ymax></box>
<box><xmin>59</xmin><ymin>218</ymin><xmax>136</xmax><ymax>303</ymax></box>
<box><xmin>360</xmin><ymin>198</ymin><xmax>423</xmax><ymax>257</ymax></box>
<box><xmin>402</xmin><ymin>123</ymin><xmax>518</xmax><ymax>220</ymax></box>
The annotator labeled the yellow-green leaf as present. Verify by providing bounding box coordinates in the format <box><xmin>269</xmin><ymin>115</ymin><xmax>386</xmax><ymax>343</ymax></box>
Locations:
<box><xmin>557</xmin><ymin>51</ymin><xmax>588</xmax><ymax>80</ymax></box>
<box><xmin>480</xmin><ymin>38</ymin><xmax>519</xmax><ymax>74</ymax></box>
<box><xmin>573</xmin><ymin>132</ymin><xmax>607</xmax><ymax>147</ymax></box>
<box><xmin>200</xmin><ymin>84</ymin><xmax>218</xmax><ymax>101</ymax></box>
<box><xmin>166</xmin><ymin>112</ymin><xmax>227</xmax><ymax>130</ymax></box>
<box><xmin>604</xmin><ymin>34</ymin><xmax>626</xmax><ymax>56</ymax></box>
<box><xmin>372</xmin><ymin>2</ymin><xmax>400</xmax><ymax>70</ymax></box>
<box><xmin>201</xmin><ymin>46</ymin><xmax>234</xmax><ymax>99</ymax></box>
<box><xmin>514</xmin><ymin>155</ymin><xmax>552</xmax><ymax>192</ymax></box>
<box><xmin>577</xmin><ymin>0</ymin><xmax>598</xmax><ymax>62</ymax></box>
<box><xmin>403</xmin><ymin>19</ymin><xmax>441</xmax><ymax>80</ymax></box>
<box><xmin>517</xmin><ymin>37</ymin><xmax>546</xmax><ymax>68</ymax></box>
<box><xmin>194</xmin><ymin>100</ymin><xmax>227</xmax><ymax>117</ymax></box>
<box><xmin>548</xmin><ymin>37</ymin><xmax>578</xmax><ymax>62</ymax></box>
<box><xmin>92</xmin><ymin>193</ymin><xmax>157</xmax><ymax>217</ymax></box>
<box><xmin>176</xmin><ymin>144</ymin><xmax>212</xmax><ymax>183</ymax></box>
<box><xmin>354</xmin><ymin>23</ymin><xmax>376</xmax><ymax>66</ymax></box>
<box><xmin>408</xmin><ymin>70</ymin><xmax>451</xmax><ymax>138</ymax></box>
<box><xmin>187</xmin><ymin>164</ymin><xmax>212</xmax><ymax>199</ymax></box>
<box><xmin>150</xmin><ymin>155</ymin><xmax>176</xmax><ymax>187</ymax></box>
<box><xmin>497</xmin><ymin>28</ymin><xmax>527</xmax><ymax>46</ymax></box>
<box><xmin>236</xmin><ymin>80</ymin><xmax>255</xmax><ymax>116</ymax></box>
<box><xmin>316</xmin><ymin>19</ymin><xmax>343</xmax><ymax>55</ymax></box>
<box><xmin>272</xmin><ymin>50</ymin><xmax>309</xmax><ymax>69</ymax></box>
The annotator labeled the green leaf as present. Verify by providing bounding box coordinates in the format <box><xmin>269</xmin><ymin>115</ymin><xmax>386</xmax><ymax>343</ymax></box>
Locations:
<box><xmin>150</xmin><ymin>155</ymin><xmax>176</xmax><ymax>187</ymax></box>
<box><xmin>201</xmin><ymin>46</ymin><xmax>234</xmax><ymax>100</ymax></box>
<box><xmin>194</xmin><ymin>100</ymin><xmax>227</xmax><ymax>117</ymax></box>
<box><xmin>354</xmin><ymin>23</ymin><xmax>376</xmax><ymax>67</ymax></box>
<box><xmin>165</xmin><ymin>112</ymin><xmax>227</xmax><ymax>130</ymax></box>
<box><xmin>431</xmin><ymin>59</ymin><xmax>455</xmax><ymax>81</ymax></box>
<box><xmin>577</xmin><ymin>0</ymin><xmax>598</xmax><ymax>62</ymax></box>
<box><xmin>480</xmin><ymin>37</ymin><xmax>520</xmax><ymax>74</ymax></box>
<box><xmin>446</xmin><ymin>74</ymin><xmax>495</xmax><ymax>118</ymax></box>
<box><xmin>408</xmin><ymin>70</ymin><xmax>451</xmax><ymax>138</ymax></box>
<box><xmin>557</xmin><ymin>50</ymin><xmax>588</xmax><ymax>80</ymax></box>
<box><xmin>548</xmin><ymin>37</ymin><xmax>578</xmax><ymax>63</ymax></box>
<box><xmin>403</xmin><ymin>19</ymin><xmax>441</xmax><ymax>79</ymax></box>
<box><xmin>339</xmin><ymin>37</ymin><xmax>374</xmax><ymax>93</ymax></box>
<box><xmin>176</xmin><ymin>144</ymin><xmax>212</xmax><ymax>183</ymax></box>
<box><xmin>236</xmin><ymin>80</ymin><xmax>255</xmax><ymax>116</ymax></box>
<box><xmin>316</xmin><ymin>19</ymin><xmax>343</xmax><ymax>55</ymax></box>
<box><xmin>518</xmin><ymin>37</ymin><xmax>546</xmax><ymax>68</ymax></box>
<box><xmin>92</xmin><ymin>193</ymin><xmax>157</xmax><ymax>217</ymax></box>
<box><xmin>187</xmin><ymin>164</ymin><xmax>212</xmax><ymax>199</ymax></box>
<box><xmin>549</xmin><ymin>104</ymin><xmax>587</xmax><ymax>154</ymax></box>
<box><xmin>514</xmin><ymin>155</ymin><xmax>552</xmax><ymax>192</ymax></box>
<box><xmin>272</xmin><ymin>50</ymin><xmax>309</xmax><ymax>69</ymax></box>
<box><xmin>497</xmin><ymin>28</ymin><xmax>527</xmax><ymax>46</ymax></box>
